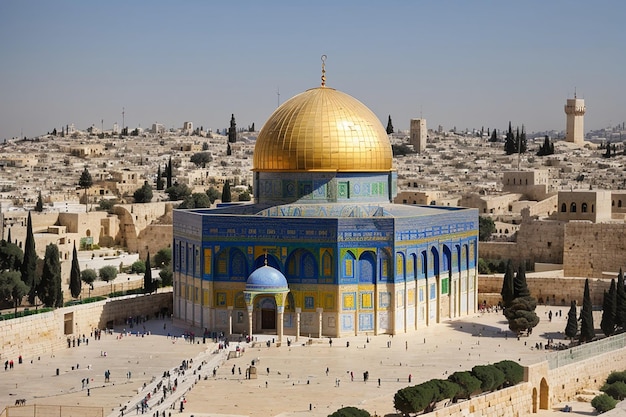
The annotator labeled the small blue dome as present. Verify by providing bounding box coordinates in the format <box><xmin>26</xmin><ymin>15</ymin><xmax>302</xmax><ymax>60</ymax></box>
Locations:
<box><xmin>245</xmin><ymin>265</ymin><xmax>289</xmax><ymax>292</ymax></box>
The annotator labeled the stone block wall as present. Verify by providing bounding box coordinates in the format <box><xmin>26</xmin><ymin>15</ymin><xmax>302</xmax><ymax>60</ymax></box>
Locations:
<box><xmin>479</xmin><ymin>275</ymin><xmax>610</xmax><ymax>307</ymax></box>
<box><xmin>0</xmin><ymin>292</ymin><xmax>172</xmax><ymax>363</ymax></box>
<box><xmin>563</xmin><ymin>222</ymin><xmax>626</xmax><ymax>278</ymax></box>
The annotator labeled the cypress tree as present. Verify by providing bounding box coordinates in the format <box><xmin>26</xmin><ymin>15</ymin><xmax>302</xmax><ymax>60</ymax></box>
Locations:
<box><xmin>500</xmin><ymin>260</ymin><xmax>515</xmax><ymax>308</ymax></box>
<box><xmin>39</xmin><ymin>243</ymin><xmax>62</xmax><ymax>308</ymax></box>
<box><xmin>519</xmin><ymin>125</ymin><xmax>527</xmax><ymax>153</ymax></box>
<box><xmin>156</xmin><ymin>165</ymin><xmax>164</xmax><ymax>190</ymax></box>
<box><xmin>166</xmin><ymin>156</ymin><xmax>173</xmax><ymax>189</ymax></box>
<box><xmin>513</xmin><ymin>263</ymin><xmax>530</xmax><ymax>298</ymax></box>
<box><xmin>489</xmin><ymin>129</ymin><xmax>498</xmax><ymax>143</ymax></box>
<box><xmin>69</xmin><ymin>244</ymin><xmax>81</xmax><ymax>299</ymax></box>
<box><xmin>35</xmin><ymin>190</ymin><xmax>44</xmax><ymax>212</ymax></box>
<box><xmin>221</xmin><ymin>180</ymin><xmax>232</xmax><ymax>203</ymax></box>
<box><xmin>143</xmin><ymin>252</ymin><xmax>153</xmax><ymax>294</ymax></box>
<box><xmin>616</xmin><ymin>269</ymin><xmax>626</xmax><ymax>330</ymax></box>
<box><xmin>600</xmin><ymin>279</ymin><xmax>617</xmax><ymax>337</ymax></box>
<box><xmin>21</xmin><ymin>211</ymin><xmax>39</xmax><ymax>305</ymax></box>
<box><xmin>579</xmin><ymin>278</ymin><xmax>595</xmax><ymax>343</ymax></box>
<box><xmin>386</xmin><ymin>115</ymin><xmax>394</xmax><ymax>134</ymax></box>
<box><xmin>504</xmin><ymin>122</ymin><xmax>517</xmax><ymax>155</ymax></box>
<box><xmin>565</xmin><ymin>300</ymin><xmax>578</xmax><ymax>340</ymax></box>
<box><xmin>7</xmin><ymin>228</ymin><xmax>11</xmax><ymax>244</ymax></box>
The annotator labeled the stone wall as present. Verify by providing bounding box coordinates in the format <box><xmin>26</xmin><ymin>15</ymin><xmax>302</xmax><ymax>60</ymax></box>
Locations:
<box><xmin>113</xmin><ymin>202</ymin><xmax>173</xmax><ymax>254</ymax></box>
<box><xmin>430</xmin><ymin>345</ymin><xmax>626</xmax><ymax>416</ymax></box>
<box><xmin>479</xmin><ymin>220</ymin><xmax>565</xmax><ymax>266</ymax></box>
<box><xmin>0</xmin><ymin>292</ymin><xmax>172</xmax><ymax>362</ymax></box>
<box><xmin>563</xmin><ymin>222</ymin><xmax>626</xmax><ymax>278</ymax></box>
<box><xmin>479</xmin><ymin>275</ymin><xmax>610</xmax><ymax>307</ymax></box>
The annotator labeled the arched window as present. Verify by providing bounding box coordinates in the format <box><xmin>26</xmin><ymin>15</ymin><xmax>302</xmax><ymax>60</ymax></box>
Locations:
<box><xmin>570</xmin><ymin>203</ymin><xmax>577</xmax><ymax>213</ymax></box>
<box><xmin>561</xmin><ymin>203</ymin><xmax>567</xmax><ymax>212</ymax></box>
<box><xmin>581</xmin><ymin>203</ymin><xmax>588</xmax><ymax>213</ymax></box>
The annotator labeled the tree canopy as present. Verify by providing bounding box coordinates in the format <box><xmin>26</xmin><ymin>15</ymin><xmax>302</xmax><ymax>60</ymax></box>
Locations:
<box><xmin>69</xmin><ymin>244</ymin><xmax>81</xmax><ymax>298</ymax></box>
<box><xmin>579</xmin><ymin>278</ymin><xmax>595</xmax><ymax>343</ymax></box>
<box><xmin>38</xmin><ymin>243</ymin><xmax>62</xmax><ymax>307</ymax></box>
<box><xmin>190</xmin><ymin>152</ymin><xmax>213</xmax><ymax>168</ymax></box>
<box><xmin>478</xmin><ymin>216</ymin><xmax>496</xmax><ymax>241</ymax></box>
<box><xmin>133</xmin><ymin>181</ymin><xmax>154</xmax><ymax>203</ymax></box>
<box><xmin>165</xmin><ymin>183</ymin><xmax>192</xmax><ymax>201</ymax></box>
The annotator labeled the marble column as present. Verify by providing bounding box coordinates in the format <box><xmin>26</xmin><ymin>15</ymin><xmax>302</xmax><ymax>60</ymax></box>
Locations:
<box><xmin>316</xmin><ymin>308</ymin><xmax>324</xmax><ymax>338</ymax></box>
<box><xmin>295</xmin><ymin>308</ymin><xmax>301</xmax><ymax>342</ymax></box>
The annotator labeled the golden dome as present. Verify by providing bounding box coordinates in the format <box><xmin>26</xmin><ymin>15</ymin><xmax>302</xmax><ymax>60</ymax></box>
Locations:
<box><xmin>253</xmin><ymin>86</ymin><xmax>393</xmax><ymax>172</ymax></box>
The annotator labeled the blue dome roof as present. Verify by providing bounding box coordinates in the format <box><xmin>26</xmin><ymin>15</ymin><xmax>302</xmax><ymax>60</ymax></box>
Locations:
<box><xmin>245</xmin><ymin>265</ymin><xmax>289</xmax><ymax>292</ymax></box>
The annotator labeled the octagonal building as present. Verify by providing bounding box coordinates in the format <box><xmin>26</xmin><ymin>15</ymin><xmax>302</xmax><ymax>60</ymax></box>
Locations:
<box><xmin>173</xmin><ymin>78</ymin><xmax>478</xmax><ymax>339</ymax></box>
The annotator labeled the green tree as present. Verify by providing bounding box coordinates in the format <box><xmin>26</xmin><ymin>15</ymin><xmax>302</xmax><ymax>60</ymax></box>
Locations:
<box><xmin>448</xmin><ymin>371</ymin><xmax>481</xmax><ymax>401</ymax></box>
<box><xmin>133</xmin><ymin>181</ymin><xmax>153</xmax><ymax>203</ymax></box>
<box><xmin>607</xmin><ymin>371</ymin><xmax>626</xmax><ymax>385</ymax></box>
<box><xmin>190</xmin><ymin>152</ymin><xmax>213</xmax><ymax>168</ymax></box>
<box><xmin>35</xmin><ymin>190</ymin><xmax>44</xmax><ymax>212</ymax></box>
<box><xmin>471</xmin><ymin>365</ymin><xmax>505</xmax><ymax>392</ymax></box>
<box><xmin>616</xmin><ymin>269</ymin><xmax>626</xmax><ymax>330</ymax></box>
<box><xmin>519</xmin><ymin>125</ymin><xmax>527</xmax><ymax>153</ymax></box>
<box><xmin>0</xmin><ymin>270</ymin><xmax>29</xmax><ymax>314</ymax></box>
<box><xmin>98</xmin><ymin>199</ymin><xmax>116</xmax><ymax>212</ymax></box>
<box><xmin>386</xmin><ymin>115</ymin><xmax>394</xmax><ymax>134</ymax></box>
<box><xmin>238</xmin><ymin>189</ymin><xmax>251</xmax><ymax>201</ymax></box>
<box><xmin>159</xmin><ymin>264</ymin><xmax>173</xmax><ymax>287</ymax></box>
<box><xmin>501</xmin><ymin>260</ymin><xmax>515</xmax><ymax>308</ymax></box>
<box><xmin>513</xmin><ymin>263</ymin><xmax>530</xmax><ymax>298</ymax></box>
<box><xmin>38</xmin><ymin>243</ymin><xmax>62</xmax><ymax>308</ymax></box>
<box><xmin>579</xmin><ymin>278</ymin><xmax>595</xmax><ymax>343</ymax></box>
<box><xmin>0</xmin><ymin>238</ymin><xmax>23</xmax><ymax>271</ymax></box>
<box><xmin>156</xmin><ymin>165</ymin><xmax>164</xmax><ymax>190</ymax></box>
<box><xmin>601</xmin><ymin>381</ymin><xmax>626</xmax><ymax>401</ymax></box>
<box><xmin>99</xmin><ymin>265</ymin><xmax>118</xmax><ymax>282</ymax></box>
<box><xmin>600</xmin><ymin>279</ymin><xmax>617</xmax><ymax>337</ymax></box>
<box><xmin>504</xmin><ymin>122</ymin><xmax>517</xmax><ymax>155</ymax></box>
<box><xmin>21</xmin><ymin>211</ymin><xmax>39</xmax><ymax>305</ymax></box>
<box><xmin>489</xmin><ymin>129</ymin><xmax>498</xmax><ymax>142</ymax></box>
<box><xmin>69</xmin><ymin>244</ymin><xmax>81</xmax><ymax>299</ymax></box>
<box><xmin>78</xmin><ymin>166</ymin><xmax>93</xmax><ymax>212</ymax></box>
<box><xmin>154</xmin><ymin>248</ymin><xmax>172</xmax><ymax>267</ymax></box>
<box><xmin>503</xmin><ymin>296</ymin><xmax>540</xmax><ymax>334</ymax></box>
<box><xmin>206</xmin><ymin>186</ymin><xmax>220</xmax><ymax>204</ymax></box>
<box><xmin>221</xmin><ymin>180</ymin><xmax>232</xmax><ymax>203</ymax></box>
<box><xmin>591</xmin><ymin>393</ymin><xmax>617</xmax><ymax>413</ymax></box>
<box><xmin>493</xmin><ymin>360</ymin><xmax>524</xmax><ymax>388</ymax></box>
<box><xmin>565</xmin><ymin>300</ymin><xmax>578</xmax><ymax>340</ymax></box>
<box><xmin>328</xmin><ymin>406</ymin><xmax>370</xmax><ymax>417</ymax></box>
<box><xmin>130</xmin><ymin>260</ymin><xmax>146</xmax><ymax>274</ymax></box>
<box><xmin>478</xmin><ymin>216</ymin><xmax>496</xmax><ymax>241</ymax></box>
<box><xmin>81</xmin><ymin>269</ymin><xmax>97</xmax><ymax>286</ymax></box>
<box><xmin>166</xmin><ymin>156</ymin><xmax>173</xmax><ymax>189</ymax></box>
<box><xmin>179</xmin><ymin>193</ymin><xmax>211</xmax><ymax>209</ymax></box>
<box><xmin>165</xmin><ymin>183</ymin><xmax>192</xmax><ymax>201</ymax></box>
<box><xmin>143</xmin><ymin>252</ymin><xmax>153</xmax><ymax>294</ymax></box>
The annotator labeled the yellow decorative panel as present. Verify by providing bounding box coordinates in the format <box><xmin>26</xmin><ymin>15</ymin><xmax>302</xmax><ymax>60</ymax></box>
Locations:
<box><xmin>324</xmin><ymin>293</ymin><xmax>335</xmax><ymax>310</ymax></box>
<box><xmin>361</xmin><ymin>293</ymin><xmax>373</xmax><ymax>309</ymax></box>
<box><xmin>203</xmin><ymin>289</ymin><xmax>210</xmax><ymax>306</ymax></box>
<box><xmin>343</xmin><ymin>293</ymin><xmax>355</xmax><ymax>310</ymax></box>
<box><xmin>408</xmin><ymin>288</ymin><xmax>415</xmax><ymax>306</ymax></box>
<box><xmin>253</xmin><ymin>87</ymin><xmax>393</xmax><ymax>172</ymax></box>
<box><xmin>204</xmin><ymin>248</ymin><xmax>212</xmax><ymax>274</ymax></box>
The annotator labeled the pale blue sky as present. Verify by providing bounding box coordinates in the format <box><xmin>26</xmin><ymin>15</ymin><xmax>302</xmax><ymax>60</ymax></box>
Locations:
<box><xmin>1</xmin><ymin>0</ymin><xmax>624</xmax><ymax>140</ymax></box>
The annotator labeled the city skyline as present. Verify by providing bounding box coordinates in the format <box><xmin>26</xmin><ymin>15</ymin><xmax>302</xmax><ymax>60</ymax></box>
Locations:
<box><xmin>1</xmin><ymin>0</ymin><xmax>625</xmax><ymax>140</ymax></box>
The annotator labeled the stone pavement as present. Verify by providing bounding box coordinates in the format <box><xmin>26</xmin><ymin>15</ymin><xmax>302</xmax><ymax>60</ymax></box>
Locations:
<box><xmin>0</xmin><ymin>306</ymin><xmax>607</xmax><ymax>417</ymax></box>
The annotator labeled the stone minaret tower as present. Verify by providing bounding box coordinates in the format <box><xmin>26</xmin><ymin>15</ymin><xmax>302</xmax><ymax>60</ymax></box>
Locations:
<box><xmin>410</xmin><ymin>118</ymin><xmax>427</xmax><ymax>153</ymax></box>
<box><xmin>564</xmin><ymin>95</ymin><xmax>586</xmax><ymax>145</ymax></box>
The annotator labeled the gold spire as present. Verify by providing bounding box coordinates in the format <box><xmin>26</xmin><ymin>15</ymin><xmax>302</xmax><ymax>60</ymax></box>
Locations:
<box><xmin>321</xmin><ymin>55</ymin><xmax>327</xmax><ymax>87</ymax></box>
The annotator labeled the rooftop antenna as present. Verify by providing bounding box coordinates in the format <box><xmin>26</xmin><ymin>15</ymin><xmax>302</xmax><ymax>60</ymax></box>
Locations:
<box><xmin>122</xmin><ymin>107</ymin><xmax>125</xmax><ymax>131</ymax></box>
<box><xmin>321</xmin><ymin>54</ymin><xmax>327</xmax><ymax>87</ymax></box>
<box><xmin>277</xmin><ymin>87</ymin><xmax>280</xmax><ymax>108</ymax></box>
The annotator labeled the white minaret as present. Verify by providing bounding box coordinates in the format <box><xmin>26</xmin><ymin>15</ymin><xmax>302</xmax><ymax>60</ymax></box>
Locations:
<box><xmin>564</xmin><ymin>95</ymin><xmax>586</xmax><ymax>145</ymax></box>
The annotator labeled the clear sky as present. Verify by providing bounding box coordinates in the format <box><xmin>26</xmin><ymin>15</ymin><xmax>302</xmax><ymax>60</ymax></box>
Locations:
<box><xmin>1</xmin><ymin>0</ymin><xmax>624</xmax><ymax>140</ymax></box>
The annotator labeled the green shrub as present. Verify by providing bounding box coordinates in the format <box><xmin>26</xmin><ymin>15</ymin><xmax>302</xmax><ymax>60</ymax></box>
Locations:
<box><xmin>607</xmin><ymin>371</ymin><xmax>626</xmax><ymax>385</ymax></box>
<box><xmin>591</xmin><ymin>393</ymin><xmax>617</xmax><ymax>413</ymax></box>
<box><xmin>494</xmin><ymin>360</ymin><xmax>524</xmax><ymax>388</ymax></box>
<box><xmin>99</xmin><ymin>265</ymin><xmax>118</xmax><ymax>282</ymax></box>
<box><xmin>448</xmin><ymin>371</ymin><xmax>482</xmax><ymax>400</ymax></box>
<box><xmin>471</xmin><ymin>365</ymin><xmax>505</xmax><ymax>392</ymax></box>
<box><xmin>81</xmin><ymin>269</ymin><xmax>97</xmax><ymax>285</ymax></box>
<box><xmin>601</xmin><ymin>381</ymin><xmax>626</xmax><ymax>401</ymax></box>
<box><xmin>328</xmin><ymin>406</ymin><xmax>370</xmax><ymax>417</ymax></box>
<box><xmin>159</xmin><ymin>265</ymin><xmax>173</xmax><ymax>287</ymax></box>
<box><xmin>130</xmin><ymin>260</ymin><xmax>146</xmax><ymax>274</ymax></box>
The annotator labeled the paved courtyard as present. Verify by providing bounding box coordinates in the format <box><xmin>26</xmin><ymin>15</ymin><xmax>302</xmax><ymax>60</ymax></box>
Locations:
<box><xmin>0</xmin><ymin>305</ymin><xmax>603</xmax><ymax>416</ymax></box>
